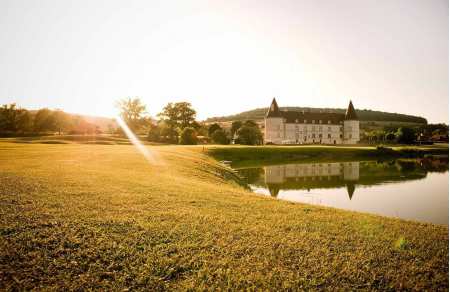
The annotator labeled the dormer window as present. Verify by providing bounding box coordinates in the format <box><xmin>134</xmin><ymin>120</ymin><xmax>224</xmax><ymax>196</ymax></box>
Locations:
<box><xmin>304</xmin><ymin>120</ymin><xmax>307</xmax><ymax>123</ymax></box>
<box><xmin>312</xmin><ymin>120</ymin><xmax>315</xmax><ymax>124</ymax></box>
<box><xmin>328</xmin><ymin>120</ymin><xmax>331</xmax><ymax>124</ymax></box>
<box><xmin>295</xmin><ymin>119</ymin><xmax>298</xmax><ymax>123</ymax></box>
<box><xmin>319</xmin><ymin>120</ymin><xmax>322</xmax><ymax>124</ymax></box>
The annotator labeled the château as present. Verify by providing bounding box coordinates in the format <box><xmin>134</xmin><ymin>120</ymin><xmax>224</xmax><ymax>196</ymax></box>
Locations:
<box><xmin>264</xmin><ymin>98</ymin><xmax>360</xmax><ymax>144</ymax></box>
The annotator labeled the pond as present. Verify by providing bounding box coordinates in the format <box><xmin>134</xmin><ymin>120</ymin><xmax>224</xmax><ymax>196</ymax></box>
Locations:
<box><xmin>235</xmin><ymin>157</ymin><xmax>449</xmax><ymax>225</ymax></box>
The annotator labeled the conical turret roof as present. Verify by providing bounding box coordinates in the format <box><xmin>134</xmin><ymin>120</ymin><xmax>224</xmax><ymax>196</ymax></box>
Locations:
<box><xmin>266</xmin><ymin>97</ymin><xmax>282</xmax><ymax>118</ymax></box>
<box><xmin>345</xmin><ymin>100</ymin><xmax>358</xmax><ymax>120</ymax></box>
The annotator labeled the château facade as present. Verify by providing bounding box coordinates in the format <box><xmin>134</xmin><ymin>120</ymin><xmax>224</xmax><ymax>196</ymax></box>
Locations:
<box><xmin>264</xmin><ymin>98</ymin><xmax>359</xmax><ymax>144</ymax></box>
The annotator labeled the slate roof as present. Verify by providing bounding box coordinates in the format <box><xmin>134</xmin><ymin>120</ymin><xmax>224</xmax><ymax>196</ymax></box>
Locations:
<box><xmin>265</xmin><ymin>98</ymin><xmax>358</xmax><ymax>124</ymax></box>
<box><xmin>266</xmin><ymin>98</ymin><xmax>282</xmax><ymax>117</ymax></box>
<box><xmin>345</xmin><ymin>101</ymin><xmax>358</xmax><ymax>120</ymax></box>
<box><xmin>278</xmin><ymin>111</ymin><xmax>345</xmax><ymax>124</ymax></box>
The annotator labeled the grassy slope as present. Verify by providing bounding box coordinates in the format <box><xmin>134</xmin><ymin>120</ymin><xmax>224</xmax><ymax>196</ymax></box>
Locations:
<box><xmin>0</xmin><ymin>142</ymin><xmax>448</xmax><ymax>290</ymax></box>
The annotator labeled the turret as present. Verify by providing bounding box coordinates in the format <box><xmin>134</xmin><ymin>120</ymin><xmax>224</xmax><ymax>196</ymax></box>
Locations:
<box><xmin>264</xmin><ymin>98</ymin><xmax>285</xmax><ymax>144</ymax></box>
<box><xmin>343</xmin><ymin>100</ymin><xmax>360</xmax><ymax>144</ymax></box>
<box><xmin>266</xmin><ymin>97</ymin><xmax>281</xmax><ymax>117</ymax></box>
<box><xmin>344</xmin><ymin>100</ymin><xmax>358</xmax><ymax>120</ymax></box>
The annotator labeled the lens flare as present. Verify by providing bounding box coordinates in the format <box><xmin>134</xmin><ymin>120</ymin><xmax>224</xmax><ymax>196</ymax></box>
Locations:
<box><xmin>115</xmin><ymin>116</ymin><xmax>162</xmax><ymax>165</ymax></box>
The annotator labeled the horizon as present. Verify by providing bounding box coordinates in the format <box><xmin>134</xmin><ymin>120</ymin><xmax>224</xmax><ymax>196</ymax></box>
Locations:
<box><xmin>0</xmin><ymin>0</ymin><xmax>448</xmax><ymax>123</ymax></box>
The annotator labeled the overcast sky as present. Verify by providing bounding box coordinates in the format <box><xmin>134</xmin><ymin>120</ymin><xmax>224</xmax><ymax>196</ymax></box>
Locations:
<box><xmin>0</xmin><ymin>0</ymin><xmax>448</xmax><ymax>122</ymax></box>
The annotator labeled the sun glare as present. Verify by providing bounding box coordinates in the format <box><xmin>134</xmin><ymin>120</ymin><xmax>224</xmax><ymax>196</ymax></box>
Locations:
<box><xmin>115</xmin><ymin>116</ymin><xmax>163</xmax><ymax>165</ymax></box>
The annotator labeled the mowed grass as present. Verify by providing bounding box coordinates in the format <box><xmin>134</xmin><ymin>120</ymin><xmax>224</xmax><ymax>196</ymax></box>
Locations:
<box><xmin>0</xmin><ymin>142</ymin><xmax>448</xmax><ymax>290</ymax></box>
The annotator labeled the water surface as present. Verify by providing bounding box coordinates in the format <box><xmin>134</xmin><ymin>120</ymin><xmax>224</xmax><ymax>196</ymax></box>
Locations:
<box><xmin>236</xmin><ymin>158</ymin><xmax>449</xmax><ymax>225</ymax></box>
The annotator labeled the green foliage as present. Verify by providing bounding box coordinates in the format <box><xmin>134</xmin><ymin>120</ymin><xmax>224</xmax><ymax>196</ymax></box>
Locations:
<box><xmin>159</xmin><ymin>121</ymin><xmax>179</xmax><ymax>144</ymax></box>
<box><xmin>385</xmin><ymin>132</ymin><xmax>396</xmax><ymax>142</ymax></box>
<box><xmin>211</xmin><ymin>129</ymin><xmax>229</xmax><ymax>144</ymax></box>
<box><xmin>208</xmin><ymin>123</ymin><xmax>222</xmax><ymax>137</ymax></box>
<box><xmin>394</xmin><ymin>237</ymin><xmax>409</xmax><ymax>250</ymax></box>
<box><xmin>116</xmin><ymin>97</ymin><xmax>148</xmax><ymax>132</ymax></box>
<box><xmin>0</xmin><ymin>104</ymin><xmax>32</xmax><ymax>134</ymax></box>
<box><xmin>33</xmin><ymin>108</ymin><xmax>56</xmax><ymax>133</ymax></box>
<box><xmin>243</xmin><ymin>120</ymin><xmax>258</xmax><ymax>127</ymax></box>
<box><xmin>230</xmin><ymin>121</ymin><xmax>242</xmax><ymax>137</ymax></box>
<box><xmin>235</xmin><ymin>126</ymin><xmax>263</xmax><ymax>145</ymax></box>
<box><xmin>179</xmin><ymin>127</ymin><xmax>198</xmax><ymax>145</ymax></box>
<box><xmin>147</xmin><ymin>123</ymin><xmax>161</xmax><ymax>142</ymax></box>
<box><xmin>396</xmin><ymin>127</ymin><xmax>416</xmax><ymax>144</ymax></box>
<box><xmin>158</xmin><ymin>102</ymin><xmax>197</xmax><ymax>131</ymax></box>
<box><xmin>52</xmin><ymin>110</ymin><xmax>71</xmax><ymax>135</ymax></box>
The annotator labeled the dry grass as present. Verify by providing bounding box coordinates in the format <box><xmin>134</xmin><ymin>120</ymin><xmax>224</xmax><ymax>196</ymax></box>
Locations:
<box><xmin>0</xmin><ymin>142</ymin><xmax>448</xmax><ymax>290</ymax></box>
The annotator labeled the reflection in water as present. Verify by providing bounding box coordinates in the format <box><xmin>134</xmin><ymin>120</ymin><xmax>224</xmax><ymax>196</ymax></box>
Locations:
<box><xmin>236</xmin><ymin>158</ymin><xmax>449</xmax><ymax>225</ymax></box>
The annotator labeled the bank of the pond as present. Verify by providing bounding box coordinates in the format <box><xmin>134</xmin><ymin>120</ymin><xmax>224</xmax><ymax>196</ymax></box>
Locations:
<box><xmin>0</xmin><ymin>142</ymin><xmax>448</xmax><ymax>290</ymax></box>
<box><xmin>208</xmin><ymin>145</ymin><xmax>449</xmax><ymax>167</ymax></box>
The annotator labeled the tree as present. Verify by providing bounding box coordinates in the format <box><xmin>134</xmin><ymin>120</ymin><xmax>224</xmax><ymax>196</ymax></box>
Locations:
<box><xmin>116</xmin><ymin>97</ymin><xmax>148</xmax><ymax>132</ymax></box>
<box><xmin>396</xmin><ymin>127</ymin><xmax>416</xmax><ymax>144</ymax></box>
<box><xmin>179</xmin><ymin>127</ymin><xmax>197</xmax><ymax>145</ymax></box>
<box><xmin>147</xmin><ymin>123</ymin><xmax>161</xmax><ymax>142</ymax></box>
<box><xmin>243</xmin><ymin>120</ymin><xmax>258</xmax><ymax>128</ymax></box>
<box><xmin>208</xmin><ymin>123</ymin><xmax>222</xmax><ymax>137</ymax></box>
<box><xmin>385</xmin><ymin>132</ymin><xmax>396</xmax><ymax>143</ymax></box>
<box><xmin>211</xmin><ymin>129</ymin><xmax>229</xmax><ymax>144</ymax></box>
<box><xmin>158</xmin><ymin>102</ymin><xmax>196</xmax><ymax>130</ymax></box>
<box><xmin>0</xmin><ymin>104</ymin><xmax>32</xmax><ymax>134</ymax></box>
<box><xmin>230</xmin><ymin>121</ymin><xmax>242</xmax><ymax>137</ymax></box>
<box><xmin>236</xmin><ymin>126</ymin><xmax>263</xmax><ymax>145</ymax></box>
<box><xmin>52</xmin><ymin>110</ymin><xmax>70</xmax><ymax>135</ymax></box>
<box><xmin>158</xmin><ymin>121</ymin><xmax>178</xmax><ymax>143</ymax></box>
<box><xmin>33</xmin><ymin>108</ymin><xmax>55</xmax><ymax>133</ymax></box>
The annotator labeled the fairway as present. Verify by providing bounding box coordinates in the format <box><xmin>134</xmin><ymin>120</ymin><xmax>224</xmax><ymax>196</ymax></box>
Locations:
<box><xmin>0</xmin><ymin>142</ymin><xmax>448</xmax><ymax>290</ymax></box>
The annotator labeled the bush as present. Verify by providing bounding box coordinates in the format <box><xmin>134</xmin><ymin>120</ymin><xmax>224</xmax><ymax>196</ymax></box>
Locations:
<box><xmin>396</xmin><ymin>127</ymin><xmax>416</xmax><ymax>144</ymax></box>
<box><xmin>179</xmin><ymin>127</ymin><xmax>197</xmax><ymax>145</ymax></box>
<box><xmin>208</xmin><ymin>123</ymin><xmax>222</xmax><ymax>137</ymax></box>
<box><xmin>235</xmin><ymin>126</ymin><xmax>263</xmax><ymax>145</ymax></box>
<box><xmin>211</xmin><ymin>129</ymin><xmax>229</xmax><ymax>144</ymax></box>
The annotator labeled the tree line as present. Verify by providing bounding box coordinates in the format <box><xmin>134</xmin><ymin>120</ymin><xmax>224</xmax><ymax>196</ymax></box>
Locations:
<box><xmin>362</xmin><ymin>124</ymin><xmax>449</xmax><ymax>144</ymax></box>
<box><xmin>116</xmin><ymin>98</ymin><xmax>264</xmax><ymax>145</ymax></box>
<box><xmin>0</xmin><ymin>104</ymin><xmax>100</xmax><ymax>137</ymax></box>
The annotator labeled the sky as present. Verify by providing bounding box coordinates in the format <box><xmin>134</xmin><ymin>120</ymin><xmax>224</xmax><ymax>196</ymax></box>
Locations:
<box><xmin>0</xmin><ymin>0</ymin><xmax>448</xmax><ymax>123</ymax></box>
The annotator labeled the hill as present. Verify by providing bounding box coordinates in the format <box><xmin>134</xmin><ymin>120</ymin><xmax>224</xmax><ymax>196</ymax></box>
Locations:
<box><xmin>205</xmin><ymin>107</ymin><xmax>428</xmax><ymax>125</ymax></box>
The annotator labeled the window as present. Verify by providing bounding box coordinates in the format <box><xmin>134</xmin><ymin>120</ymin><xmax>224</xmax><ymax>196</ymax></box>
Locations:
<box><xmin>304</xmin><ymin>120</ymin><xmax>307</xmax><ymax>123</ymax></box>
<box><xmin>319</xmin><ymin>134</ymin><xmax>322</xmax><ymax>138</ymax></box>
<box><xmin>319</xmin><ymin>120</ymin><xmax>322</xmax><ymax>124</ymax></box>
<box><xmin>312</xmin><ymin>134</ymin><xmax>316</xmax><ymax>138</ymax></box>
<box><xmin>328</xmin><ymin>120</ymin><xmax>331</xmax><ymax>124</ymax></box>
<box><xmin>295</xmin><ymin>119</ymin><xmax>298</xmax><ymax>123</ymax></box>
<box><xmin>339</xmin><ymin>134</ymin><xmax>343</xmax><ymax>138</ymax></box>
<box><xmin>328</xmin><ymin>134</ymin><xmax>331</xmax><ymax>138</ymax></box>
<box><xmin>312</xmin><ymin>120</ymin><xmax>315</xmax><ymax>124</ymax></box>
<box><xmin>328</xmin><ymin>127</ymin><xmax>331</xmax><ymax>131</ymax></box>
<box><xmin>349</xmin><ymin>134</ymin><xmax>352</xmax><ymax>139</ymax></box>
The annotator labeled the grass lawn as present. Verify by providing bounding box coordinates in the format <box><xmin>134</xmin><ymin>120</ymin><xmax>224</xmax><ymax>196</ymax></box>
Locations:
<box><xmin>0</xmin><ymin>142</ymin><xmax>448</xmax><ymax>290</ymax></box>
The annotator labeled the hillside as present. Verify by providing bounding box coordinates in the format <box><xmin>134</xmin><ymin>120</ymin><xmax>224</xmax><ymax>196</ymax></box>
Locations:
<box><xmin>205</xmin><ymin>107</ymin><xmax>428</xmax><ymax>125</ymax></box>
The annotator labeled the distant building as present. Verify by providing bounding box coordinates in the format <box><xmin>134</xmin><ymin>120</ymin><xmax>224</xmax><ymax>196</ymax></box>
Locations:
<box><xmin>264</xmin><ymin>98</ymin><xmax>359</xmax><ymax>144</ymax></box>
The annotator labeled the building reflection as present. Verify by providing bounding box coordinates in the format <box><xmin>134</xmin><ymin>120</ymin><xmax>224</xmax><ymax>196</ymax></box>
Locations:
<box><xmin>236</xmin><ymin>158</ymin><xmax>448</xmax><ymax>200</ymax></box>
<box><xmin>264</xmin><ymin>162</ymin><xmax>359</xmax><ymax>198</ymax></box>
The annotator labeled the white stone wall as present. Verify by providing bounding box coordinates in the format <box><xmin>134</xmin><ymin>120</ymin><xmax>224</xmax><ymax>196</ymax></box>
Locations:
<box><xmin>265</xmin><ymin>118</ymin><xmax>349</xmax><ymax>144</ymax></box>
<box><xmin>343</xmin><ymin>120</ymin><xmax>360</xmax><ymax>144</ymax></box>
<box><xmin>264</xmin><ymin>118</ymin><xmax>285</xmax><ymax>144</ymax></box>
